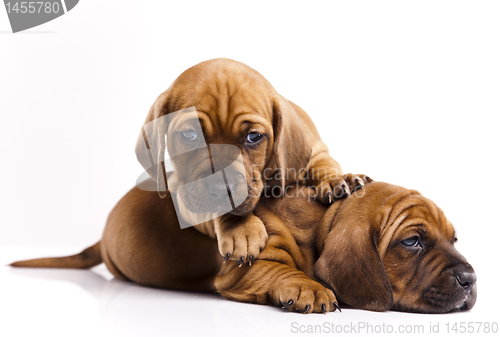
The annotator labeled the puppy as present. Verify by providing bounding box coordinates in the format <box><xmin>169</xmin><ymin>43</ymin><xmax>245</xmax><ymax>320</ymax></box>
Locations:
<box><xmin>219</xmin><ymin>179</ymin><xmax>477</xmax><ymax>313</ymax></box>
<box><xmin>10</xmin><ymin>177</ymin><xmax>476</xmax><ymax>313</ymax></box>
<box><xmin>134</xmin><ymin>58</ymin><xmax>350</xmax><ymax>265</ymax></box>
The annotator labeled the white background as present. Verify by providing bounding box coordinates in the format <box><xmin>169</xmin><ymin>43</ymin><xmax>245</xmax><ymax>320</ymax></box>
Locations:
<box><xmin>1</xmin><ymin>1</ymin><xmax>499</xmax><ymax>336</ymax></box>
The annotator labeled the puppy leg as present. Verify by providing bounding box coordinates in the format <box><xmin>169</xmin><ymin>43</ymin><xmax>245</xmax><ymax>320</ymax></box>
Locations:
<box><xmin>214</xmin><ymin>213</ymin><xmax>268</xmax><ymax>264</ymax></box>
<box><xmin>303</xmin><ymin>146</ymin><xmax>349</xmax><ymax>204</ymax></box>
<box><xmin>215</xmin><ymin>210</ymin><xmax>338</xmax><ymax>314</ymax></box>
<box><xmin>308</xmin><ymin>159</ymin><xmax>374</xmax><ymax>203</ymax></box>
<box><xmin>288</xmin><ymin>101</ymin><xmax>350</xmax><ymax>204</ymax></box>
<box><xmin>216</xmin><ymin>260</ymin><xmax>338</xmax><ymax>314</ymax></box>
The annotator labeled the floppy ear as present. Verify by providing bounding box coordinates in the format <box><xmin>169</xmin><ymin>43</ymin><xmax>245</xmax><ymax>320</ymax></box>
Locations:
<box><xmin>135</xmin><ymin>91</ymin><xmax>170</xmax><ymax>198</ymax></box>
<box><xmin>270</xmin><ymin>96</ymin><xmax>312</xmax><ymax>192</ymax></box>
<box><xmin>314</xmin><ymin>210</ymin><xmax>393</xmax><ymax>311</ymax></box>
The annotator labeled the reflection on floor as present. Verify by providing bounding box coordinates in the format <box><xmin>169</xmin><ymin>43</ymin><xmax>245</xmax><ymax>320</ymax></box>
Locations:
<box><xmin>1</xmin><ymin>246</ymin><xmax>492</xmax><ymax>337</ymax></box>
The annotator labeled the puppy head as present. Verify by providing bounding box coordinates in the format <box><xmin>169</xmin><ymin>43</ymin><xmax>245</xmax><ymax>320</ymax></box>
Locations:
<box><xmin>135</xmin><ymin>58</ymin><xmax>311</xmax><ymax>217</ymax></box>
<box><xmin>314</xmin><ymin>182</ymin><xmax>477</xmax><ymax>313</ymax></box>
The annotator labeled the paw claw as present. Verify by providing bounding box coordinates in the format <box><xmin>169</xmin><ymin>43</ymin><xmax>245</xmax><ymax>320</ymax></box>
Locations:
<box><xmin>281</xmin><ymin>299</ymin><xmax>294</xmax><ymax>309</ymax></box>
<box><xmin>333</xmin><ymin>183</ymin><xmax>349</xmax><ymax>199</ymax></box>
<box><xmin>216</xmin><ymin>214</ymin><xmax>268</xmax><ymax>264</ymax></box>
<box><xmin>341</xmin><ymin>173</ymin><xmax>374</xmax><ymax>195</ymax></box>
<box><xmin>342</xmin><ymin>183</ymin><xmax>350</xmax><ymax>196</ymax></box>
<box><xmin>352</xmin><ymin>184</ymin><xmax>363</xmax><ymax>193</ymax></box>
<box><xmin>275</xmin><ymin>276</ymin><xmax>336</xmax><ymax>313</ymax></box>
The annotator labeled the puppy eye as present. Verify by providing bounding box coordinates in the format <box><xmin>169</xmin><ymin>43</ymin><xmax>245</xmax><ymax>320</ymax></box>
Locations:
<box><xmin>182</xmin><ymin>129</ymin><xmax>197</xmax><ymax>141</ymax></box>
<box><xmin>401</xmin><ymin>236</ymin><xmax>420</xmax><ymax>248</ymax></box>
<box><xmin>246</xmin><ymin>132</ymin><xmax>262</xmax><ymax>144</ymax></box>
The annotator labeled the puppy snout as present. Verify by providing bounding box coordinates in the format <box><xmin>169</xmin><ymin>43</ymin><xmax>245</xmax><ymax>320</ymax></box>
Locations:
<box><xmin>207</xmin><ymin>181</ymin><xmax>233</xmax><ymax>199</ymax></box>
<box><xmin>452</xmin><ymin>264</ymin><xmax>477</xmax><ymax>293</ymax></box>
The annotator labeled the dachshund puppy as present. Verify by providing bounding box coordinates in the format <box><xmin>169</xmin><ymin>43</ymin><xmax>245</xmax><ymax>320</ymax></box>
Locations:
<box><xmin>10</xmin><ymin>176</ymin><xmax>476</xmax><ymax>314</ymax></box>
<box><xmin>213</xmin><ymin>179</ymin><xmax>477</xmax><ymax>313</ymax></box>
<box><xmin>134</xmin><ymin>58</ymin><xmax>349</xmax><ymax>265</ymax></box>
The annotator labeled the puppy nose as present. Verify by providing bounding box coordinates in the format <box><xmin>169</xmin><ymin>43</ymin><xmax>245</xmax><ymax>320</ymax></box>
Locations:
<box><xmin>453</xmin><ymin>264</ymin><xmax>477</xmax><ymax>292</ymax></box>
<box><xmin>207</xmin><ymin>181</ymin><xmax>233</xmax><ymax>199</ymax></box>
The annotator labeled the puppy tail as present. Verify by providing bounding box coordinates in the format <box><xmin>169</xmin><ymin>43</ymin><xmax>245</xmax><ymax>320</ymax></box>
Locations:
<box><xmin>9</xmin><ymin>242</ymin><xmax>102</xmax><ymax>269</ymax></box>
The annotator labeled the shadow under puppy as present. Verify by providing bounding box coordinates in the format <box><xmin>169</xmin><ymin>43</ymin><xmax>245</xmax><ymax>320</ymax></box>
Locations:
<box><xmin>11</xmin><ymin>177</ymin><xmax>476</xmax><ymax>314</ymax></box>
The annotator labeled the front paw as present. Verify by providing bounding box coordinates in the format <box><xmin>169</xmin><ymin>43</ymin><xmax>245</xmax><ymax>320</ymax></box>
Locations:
<box><xmin>315</xmin><ymin>174</ymin><xmax>373</xmax><ymax>204</ymax></box>
<box><xmin>343</xmin><ymin>173</ymin><xmax>374</xmax><ymax>194</ymax></box>
<box><xmin>215</xmin><ymin>214</ymin><xmax>268</xmax><ymax>265</ymax></box>
<box><xmin>277</xmin><ymin>277</ymin><xmax>339</xmax><ymax>314</ymax></box>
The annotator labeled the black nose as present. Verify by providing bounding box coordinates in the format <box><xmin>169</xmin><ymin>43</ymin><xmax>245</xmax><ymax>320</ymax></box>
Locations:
<box><xmin>207</xmin><ymin>181</ymin><xmax>233</xmax><ymax>199</ymax></box>
<box><xmin>452</xmin><ymin>264</ymin><xmax>477</xmax><ymax>293</ymax></box>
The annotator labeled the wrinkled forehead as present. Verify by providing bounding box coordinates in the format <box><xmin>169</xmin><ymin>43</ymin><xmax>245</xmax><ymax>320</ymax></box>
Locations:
<box><xmin>366</xmin><ymin>184</ymin><xmax>456</xmax><ymax>253</ymax></box>
<box><xmin>168</xmin><ymin>64</ymin><xmax>275</xmax><ymax>120</ymax></box>
<box><xmin>422</xmin><ymin>198</ymin><xmax>456</xmax><ymax>239</ymax></box>
<box><xmin>406</xmin><ymin>195</ymin><xmax>455</xmax><ymax>238</ymax></box>
<box><xmin>382</xmin><ymin>193</ymin><xmax>456</xmax><ymax>242</ymax></box>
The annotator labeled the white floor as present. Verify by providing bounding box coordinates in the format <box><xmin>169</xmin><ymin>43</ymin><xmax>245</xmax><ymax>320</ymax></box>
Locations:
<box><xmin>1</xmin><ymin>246</ymin><xmax>498</xmax><ymax>337</ymax></box>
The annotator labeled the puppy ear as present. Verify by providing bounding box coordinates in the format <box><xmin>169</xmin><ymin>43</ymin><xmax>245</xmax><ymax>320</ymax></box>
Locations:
<box><xmin>314</xmin><ymin>210</ymin><xmax>393</xmax><ymax>311</ymax></box>
<box><xmin>270</xmin><ymin>96</ymin><xmax>312</xmax><ymax>192</ymax></box>
<box><xmin>135</xmin><ymin>91</ymin><xmax>170</xmax><ymax>198</ymax></box>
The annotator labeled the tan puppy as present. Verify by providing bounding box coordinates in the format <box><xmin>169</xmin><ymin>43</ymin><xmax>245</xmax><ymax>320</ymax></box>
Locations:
<box><xmin>134</xmin><ymin>58</ymin><xmax>349</xmax><ymax>265</ymax></box>
<box><xmin>10</xmin><ymin>178</ymin><xmax>476</xmax><ymax>314</ymax></box>
<box><xmin>215</xmin><ymin>180</ymin><xmax>477</xmax><ymax>313</ymax></box>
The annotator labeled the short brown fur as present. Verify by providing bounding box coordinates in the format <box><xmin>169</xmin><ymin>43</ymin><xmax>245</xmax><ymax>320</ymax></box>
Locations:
<box><xmin>134</xmin><ymin>58</ymin><xmax>348</xmax><ymax>265</ymax></box>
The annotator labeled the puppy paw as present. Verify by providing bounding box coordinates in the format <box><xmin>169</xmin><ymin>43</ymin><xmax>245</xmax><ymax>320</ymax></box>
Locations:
<box><xmin>342</xmin><ymin>173</ymin><xmax>374</xmax><ymax>194</ymax></box>
<box><xmin>277</xmin><ymin>277</ymin><xmax>339</xmax><ymax>314</ymax></box>
<box><xmin>314</xmin><ymin>175</ymin><xmax>351</xmax><ymax>204</ymax></box>
<box><xmin>315</xmin><ymin>174</ymin><xmax>373</xmax><ymax>204</ymax></box>
<box><xmin>215</xmin><ymin>213</ymin><xmax>268</xmax><ymax>265</ymax></box>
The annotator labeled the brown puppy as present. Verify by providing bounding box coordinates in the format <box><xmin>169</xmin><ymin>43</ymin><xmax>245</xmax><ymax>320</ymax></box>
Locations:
<box><xmin>134</xmin><ymin>58</ymin><xmax>348</xmax><ymax>265</ymax></box>
<box><xmin>10</xmin><ymin>178</ymin><xmax>476</xmax><ymax>314</ymax></box>
<box><xmin>216</xmin><ymin>180</ymin><xmax>477</xmax><ymax>313</ymax></box>
<box><xmin>313</xmin><ymin>181</ymin><xmax>477</xmax><ymax>313</ymax></box>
